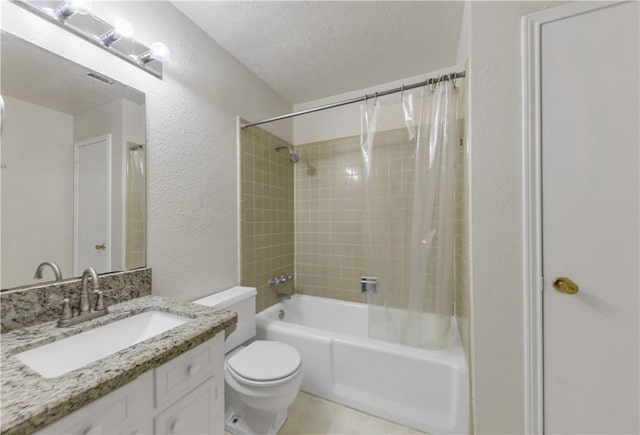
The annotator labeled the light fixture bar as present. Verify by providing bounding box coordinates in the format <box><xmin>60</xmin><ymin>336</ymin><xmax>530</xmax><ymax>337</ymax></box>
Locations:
<box><xmin>10</xmin><ymin>0</ymin><xmax>167</xmax><ymax>79</ymax></box>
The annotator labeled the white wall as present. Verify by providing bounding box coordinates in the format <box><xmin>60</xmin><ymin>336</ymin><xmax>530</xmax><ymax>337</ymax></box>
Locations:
<box><xmin>456</xmin><ymin>2</ymin><xmax>471</xmax><ymax>67</ymax></box>
<box><xmin>122</xmin><ymin>99</ymin><xmax>146</xmax><ymax>147</ymax></box>
<box><xmin>292</xmin><ymin>67</ymin><xmax>460</xmax><ymax>145</ymax></box>
<box><xmin>467</xmin><ymin>2</ymin><xmax>563</xmax><ymax>433</ymax></box>
<box><xmin>1</xmin><ymin>96</ymin><xmax>74</xmax><ymax>288</ymax></box>
<box><xmin>1</xmin><ymin>1</ymin><xmax>292</xmax><ymax>300</ymax></box>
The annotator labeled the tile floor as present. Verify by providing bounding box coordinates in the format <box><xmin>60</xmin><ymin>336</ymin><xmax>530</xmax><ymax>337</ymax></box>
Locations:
<box><xmin>278</xmin><ymin>392</ymin><xmax>424</xmax><ymax>434</ymax></box>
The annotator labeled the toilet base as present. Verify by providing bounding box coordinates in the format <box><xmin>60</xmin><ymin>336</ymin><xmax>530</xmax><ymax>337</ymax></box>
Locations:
<box><xmin>225</xmin><ymin>406</ymin><xmax>288</xmax><ymax>435</ymax></box>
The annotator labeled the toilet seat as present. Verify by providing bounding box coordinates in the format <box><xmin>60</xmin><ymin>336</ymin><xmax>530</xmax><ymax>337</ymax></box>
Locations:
<box><xmin>226</xmin><ymin>341</ymin><xmax>301</xmax><ymax>387</ymax></box>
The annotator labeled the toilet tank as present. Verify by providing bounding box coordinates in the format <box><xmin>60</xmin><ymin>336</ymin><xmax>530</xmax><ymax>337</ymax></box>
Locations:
<box><xmin>193</xmin><ymin>286</ymin><xmax>257</xmax><ymax>353</ymax></box>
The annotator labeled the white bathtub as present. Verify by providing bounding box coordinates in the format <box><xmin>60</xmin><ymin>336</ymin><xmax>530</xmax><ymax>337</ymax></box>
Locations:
<box><xmin>256</xmin><ymin>294</ymin><xmax>469</xmax><ymax>434</ymax></box>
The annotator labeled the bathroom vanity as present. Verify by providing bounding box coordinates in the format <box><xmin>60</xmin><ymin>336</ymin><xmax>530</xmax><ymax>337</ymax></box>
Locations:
<box><xmin>37</xmin><ymin>335</ymin><xmax>224</xmax><ymax>435</ymax></box>
<box><xmin>0</xmin><ymin>296</ymin><xmax>237</xmax><ymax>435</ymax></box>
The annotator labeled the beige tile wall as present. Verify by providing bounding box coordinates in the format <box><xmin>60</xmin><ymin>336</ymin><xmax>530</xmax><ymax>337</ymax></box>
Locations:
<box><xmin>294</xmin><ymin>129</ymin><xmax>416</xmax><ymax>307</ymax></box>
<box><xmin>240</xmin><ymin>100</ymin><xmax>470</xmax><ymax>359</ymax></box>
<box><xmin>295</xmin><ymin>115</ymin><xmax>470</xmax><ymax>350</ymax></box>
<box><xmin>240</xmin><ymin>126</ymin><xmax>294</xmax><ymax>313</ymax></box>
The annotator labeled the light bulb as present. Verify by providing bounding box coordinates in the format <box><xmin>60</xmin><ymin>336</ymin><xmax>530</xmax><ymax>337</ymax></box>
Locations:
<box><xmin>98</xmin><ymin>19</ymin><xmax>134</xmax><ymax>46</ymax></box>
<box><xmin>114</xmin><ymin>19</ymin><xmax>134</xmax><ymax>38</ymax></box>
<box><xmin>149</xmin><ymin>42</ymin><xmax>170</xmax><ymax>63</ymax></box>
<box><xmin>136</xmin><ymin>42</ymin><xmax>170</xmax><ymax>64</ymax></box>
<box><xmin>66</xmin><ymin>0</ymin><xmax>92</xmax><ymax>15</ymax></box>
<box><xmin>52</xmin><ymin>0</ymin><xmax>92</xmax><ymax>20</ymax></box>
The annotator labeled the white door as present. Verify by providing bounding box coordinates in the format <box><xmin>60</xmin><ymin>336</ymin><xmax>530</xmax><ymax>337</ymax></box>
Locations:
<box><xmin>74</xmin><ymin>135</ymin><xmax>111</xmax><ymax>275</ymax></box>
<box><xmin>541</xmin><ymin>2</ymin><xmax>639</xmax><ymax>433</ymax></box>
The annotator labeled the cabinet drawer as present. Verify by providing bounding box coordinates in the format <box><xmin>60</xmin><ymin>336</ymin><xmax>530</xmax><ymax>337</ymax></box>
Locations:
<box><xmin>154</xmin><ymin>335</ymin><xmax>221</xmax><ymax>410</ymax></box>
<box><xmin>154</xmin><ymin>377</ymin><xmax>218</xmax><ymax>435</ymax></box>
<box><xmin>36</xmin><ymin>371</ymin><xmax>153</xmax><ymax>435</ymax></box>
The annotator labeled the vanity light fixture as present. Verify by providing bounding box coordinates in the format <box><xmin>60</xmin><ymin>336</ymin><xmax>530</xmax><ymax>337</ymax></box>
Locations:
<box><xmin>98</xmin><ymin>19</ymin><xmax>133</xmax><ymax>47</ymax></box>
<box><xmin>11</xmin><ymin>0</ymin><xmax>168</xmax><ymax>78</ymax></box>
<box><xmin>136</xmin><ymin>42</ymin><xmax>171</xmax><ymax>64</ymax></box>
<box><xmin>51</xmin><ymin>0</ymin><xmax>92</xmax><ymax>22</ymax></box>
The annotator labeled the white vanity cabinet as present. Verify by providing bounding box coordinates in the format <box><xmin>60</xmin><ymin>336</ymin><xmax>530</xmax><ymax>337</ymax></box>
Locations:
<box><xmin>36</xmin><ymin>333</ymin><xmax>225</xmax><ymax>435</ymax></box>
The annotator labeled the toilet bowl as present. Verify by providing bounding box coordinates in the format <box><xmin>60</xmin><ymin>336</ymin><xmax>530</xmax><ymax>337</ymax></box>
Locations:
<box><xmin>224</xmin><ymin>341</ymin><xmax>302</xmax><ymax>435</ymax></box>
<box><xmin>194</xmin><ymin>286</ymin><xmax>302</xmax><ymax>435</ymax></box>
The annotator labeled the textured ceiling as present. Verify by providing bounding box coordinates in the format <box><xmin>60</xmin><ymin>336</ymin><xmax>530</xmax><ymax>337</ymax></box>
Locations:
<box><xmin>173</xmin><ymin>1</ymin><xmax>464</xmax><ymax>104</ymax></box>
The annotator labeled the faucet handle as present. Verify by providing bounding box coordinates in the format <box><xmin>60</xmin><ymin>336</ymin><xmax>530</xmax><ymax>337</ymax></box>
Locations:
<box><xmin>60</xmin><ymin>298</ymin><xmax>72</xmax><ymax>320</ymax></box>
<box><xmin>94</xmin><ymin>290</ymin><xmax>106</xmax><ymax>311</ymax></box>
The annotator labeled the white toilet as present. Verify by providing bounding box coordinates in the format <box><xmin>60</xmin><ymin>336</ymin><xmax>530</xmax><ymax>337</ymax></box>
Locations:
<box><xmin>195</xmin><ymin>286</ymin><xmax>302</xmax><ymax>435</ymax></box>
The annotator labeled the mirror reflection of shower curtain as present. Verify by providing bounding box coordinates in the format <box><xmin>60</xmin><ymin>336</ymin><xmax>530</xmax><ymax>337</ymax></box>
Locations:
<box><xmin>125</xmin><ymin>143</ymin><xmax>146</xmax><ymax>269</ymax></box>
<box><xmin>361</xmin><ymin>80</ymin><xmax>459</xmax><ymax>349</ymax></box>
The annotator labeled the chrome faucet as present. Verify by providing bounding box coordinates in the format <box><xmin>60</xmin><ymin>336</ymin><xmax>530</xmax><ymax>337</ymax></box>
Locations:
<box><xmin>268</xmin><ymin>274</ymin><xmax>293</xmax><ymax>301</ymax></box>
<box><xmin>33</xmin><ymin>261</ymin><xmax>63</xmax><ymax>281</ymax></box>
<box><xmin>58</xmin><ymin>267</ymin><xmax>108</xmax><ymax>327</ymax></box>
<box><xmin>80</xmin><ymin>267</ymin><xmax>99</xmax><ymax>314</ymax></box>
<box><xmin>268</xmin><ymin>274</ymin><xmax>292</xmax><ymax>286</ymax></box>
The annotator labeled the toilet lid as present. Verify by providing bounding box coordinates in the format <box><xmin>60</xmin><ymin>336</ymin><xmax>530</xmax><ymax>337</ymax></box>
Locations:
<box><xmin>226</xmin><ymin>341</ymin><xmax>301</xmax><ymax>382</ymax></box>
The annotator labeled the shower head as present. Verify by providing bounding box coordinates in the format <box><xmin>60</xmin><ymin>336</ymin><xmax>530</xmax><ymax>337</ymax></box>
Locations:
<box><xmin>274</xmin><ymin>146</ymin><xmax>299</xmax><ymax>164</ymax></box>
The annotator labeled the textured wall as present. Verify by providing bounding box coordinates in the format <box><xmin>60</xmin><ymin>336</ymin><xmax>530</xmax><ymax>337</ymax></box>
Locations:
<box><xmin>239</xmin><ymin>126</ymin><xmax>294</xmax><ymax>312</ymax></box>
<box><xmin>468</xmin><ymin>2</ymin><xmax>563</xmax><ymax>433</ymax></box>
<box><xmin>1</xmin><ymin>1</ymin><xmax>292</xmax><ymax>301</ymax></box>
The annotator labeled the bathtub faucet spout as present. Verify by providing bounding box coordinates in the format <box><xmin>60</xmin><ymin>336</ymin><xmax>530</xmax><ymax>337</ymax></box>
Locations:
<box><xmin>276</xmin><ymin>290</ymin><xmax>292</xmax><ymax>301</ymax></box>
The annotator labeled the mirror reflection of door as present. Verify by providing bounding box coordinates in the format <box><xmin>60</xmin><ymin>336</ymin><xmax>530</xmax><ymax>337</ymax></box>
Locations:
<box><xmin>74</xmin><ymin>135</ymin><xmax>111</xmax><ymax>275</ymax></box>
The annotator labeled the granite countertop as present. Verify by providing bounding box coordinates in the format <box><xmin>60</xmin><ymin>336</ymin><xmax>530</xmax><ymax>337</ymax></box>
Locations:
<box><xmin>0</xmin><ymin>295</ymin><xmax>237</xmax><ymax>435</ymax></box>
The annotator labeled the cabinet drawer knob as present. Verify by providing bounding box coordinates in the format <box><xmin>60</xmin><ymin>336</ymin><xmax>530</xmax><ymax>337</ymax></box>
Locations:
<box><xmin>84</xmin><ymin>425</ymin><xmax>103</xmax><ymax>435</ymax></box>
<box><xmin>188</xmin><ymin>364</ymin><xmax>201</xmax><ymax>376</ymax></box>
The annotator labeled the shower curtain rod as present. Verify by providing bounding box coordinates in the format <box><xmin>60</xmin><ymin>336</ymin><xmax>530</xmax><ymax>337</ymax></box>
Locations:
<box><xmin>241</xmin><ymin>70</ymin><xmax>465</xmax><ymax>129</ymax></box>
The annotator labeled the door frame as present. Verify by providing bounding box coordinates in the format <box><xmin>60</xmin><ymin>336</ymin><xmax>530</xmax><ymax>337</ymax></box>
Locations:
<box><xmin>521</xmin><ymin>2</ymin><xmax>629</xmax><ymax>433</ymax></box>
<box><xmin>73</xmin><ymin>134</ymin><xmax>112</xmax><ymax>275</ymax></box>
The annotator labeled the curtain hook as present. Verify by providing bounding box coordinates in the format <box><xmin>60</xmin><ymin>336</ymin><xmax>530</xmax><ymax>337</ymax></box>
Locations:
<box><xmin>429</xmin><ymin>77</ymin><xmax>436</xmax><ymax>93</ymax></box>
<box><xmin>400</xmin><ymin>84</ymin><xmax>405</xmax><ymax>101</ymax></box>
<box><xmin>451</xmin><ymin>72</ymin><xmax>457</xmax><ymax>88</ymax></box>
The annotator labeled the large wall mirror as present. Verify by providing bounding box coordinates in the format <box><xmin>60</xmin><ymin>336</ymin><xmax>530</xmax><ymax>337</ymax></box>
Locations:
<box><xmin>1</xmin><ymin>31</ymin><xmax>147</xmax><ymax>291</ymax></box>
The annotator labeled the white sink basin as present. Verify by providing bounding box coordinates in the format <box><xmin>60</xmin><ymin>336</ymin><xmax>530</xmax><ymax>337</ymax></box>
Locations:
<box><xmin>16</xmin><ymin>311</ymin><xmax>190</xmax><ymax>378</ymax></box>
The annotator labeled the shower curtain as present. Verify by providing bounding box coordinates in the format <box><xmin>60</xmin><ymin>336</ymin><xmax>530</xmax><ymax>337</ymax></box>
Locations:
<box><xmin>361</xmin><ymin>78</ymin><xmax>460</xmax><ymax>349</ymax></box>
<box><xmin>125</xmin><ymin>143</ymin><xmax>146</xmax><ymax>269</ymax></box>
